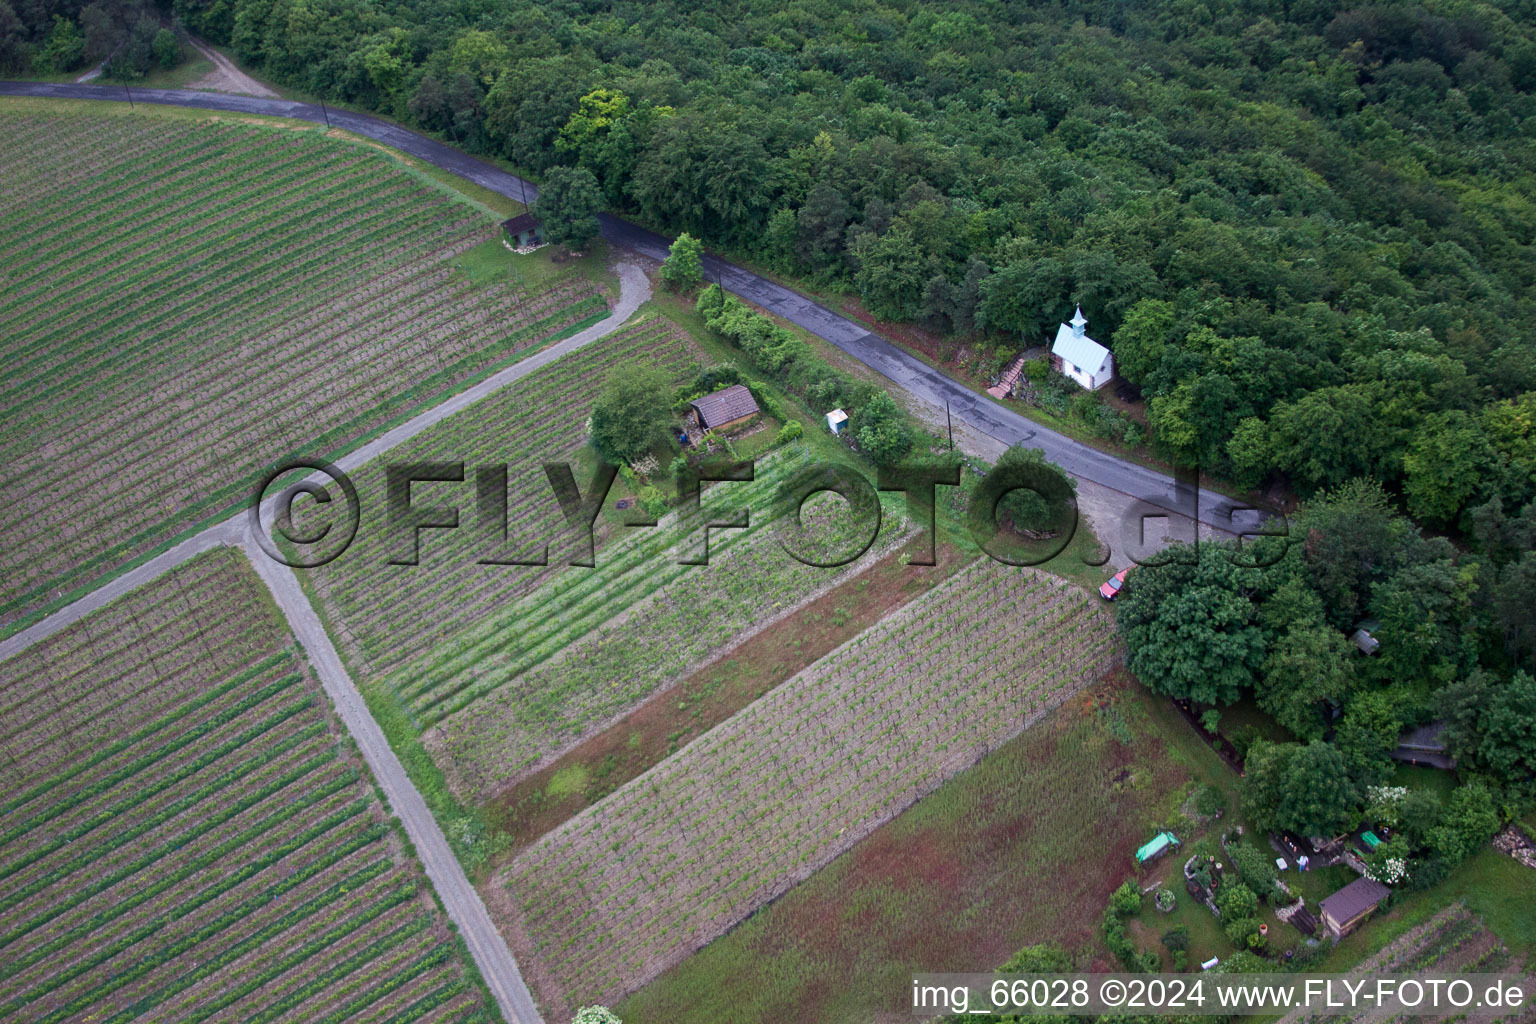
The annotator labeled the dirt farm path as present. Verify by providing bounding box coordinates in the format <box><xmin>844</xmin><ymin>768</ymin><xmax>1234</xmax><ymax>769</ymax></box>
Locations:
<box><xmin>0</xmin><ymin>261</ymin><xmax>651</xmax><ymax>1024</ymax></box>
<box><xmin>187</xmin><ymin>39</ymin><xmax>280</xmax><ymax>98</ymax></box>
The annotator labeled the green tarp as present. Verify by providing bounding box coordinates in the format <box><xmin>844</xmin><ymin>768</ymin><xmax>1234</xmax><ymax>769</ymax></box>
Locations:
<box><xmin>1135</xmin><ymin>831</ymin><xmax>1180</xmax><ymax>864</ymax></box>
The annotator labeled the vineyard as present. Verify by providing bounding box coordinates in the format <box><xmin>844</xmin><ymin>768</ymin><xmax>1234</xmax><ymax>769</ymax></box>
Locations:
<box><xmin>0</xmin><ymin>549</ymin><xmax>494</xmax><ymax>1023</ymax></box>
<box><xmin>423</xmin><ymin>463</ymin><xmax>911</xmax><ymax>800</ymax></box>
<box><xmin>0</xmin><ymin>112</ymin><xmax>609</xmax><ymax>636</ymax></box>
<box><xmin>299</xmin><ymin>314</ymin><xmax>911</xmax><ymax>800</ymax></box>
<box><xmin>1278</xmin><ymin>904</ymin><xmax>1519</xmax><ymax>1024</ymax></box>
<box><xmin>302</xmin><ymin>313</ymin><xmax>707</xmax><ymax>681</ymax></box>
<box><xmin>497</xmin><ymin>559</ymin><xmax>1123</xmax><ymax>1014</ymax></box>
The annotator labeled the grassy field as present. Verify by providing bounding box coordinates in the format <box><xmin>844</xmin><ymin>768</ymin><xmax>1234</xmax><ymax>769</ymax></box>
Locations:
<box><xmin>614</xmin><ymin>674</ymin><xmax>1191</xmax><ymax>1024</ymax></box>
<box><xmin>0</xmin><ymin>109</ymin><xmax>610</xmax><ymax>640</ymax></box>
<box><xmin>497</xmin><ymin>558</ymin><xmax>1121</xmax><ymax>1017</ymax></box>
<box><xmin>0</xmin><ymin>549</ymin><xmax>494</xmax><ymax>1024</ymax></box>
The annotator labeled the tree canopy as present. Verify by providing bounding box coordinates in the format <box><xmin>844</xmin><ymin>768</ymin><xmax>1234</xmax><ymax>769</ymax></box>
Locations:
<box><xmin>588</xmin><ymin>363</ymin><xmax>674</xmax><ymax>467</ymax></box>
<box><xmin>532</xmin><ymin>166</ymin><xmax>603</xmax><ymax>252</ymax></box>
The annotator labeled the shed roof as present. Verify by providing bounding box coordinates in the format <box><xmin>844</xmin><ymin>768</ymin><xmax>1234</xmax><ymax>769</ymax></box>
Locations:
<box><xmin>503</xmin><ymin>213</ymin><xmax>542</xmax><ymax>234</ymax></box>
<box><xmin>1351</xmin><ymin>628</ymin><xmax>1380</xmax><ymax>655</ymax></box>
<box><xmin>1319</xmin><ymin>876</ymin><xmax>1390</xmax><ymax>923</ymax></box>
<box><xmin>690</xmin><ymin>384</ymin><xmax>759</xmax><ymax>429</ymax></box>
<box><xmin>1050</xmin><ymin>309</ymin><xmax>1112</xmax><ymax>375</ymax></box>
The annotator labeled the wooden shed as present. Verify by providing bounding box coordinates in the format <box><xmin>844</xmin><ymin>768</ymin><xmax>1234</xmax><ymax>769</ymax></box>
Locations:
<box><xmin>689</xmin><ymin>384</ymin><xmax>760</xmax><ymax>434</ymax></box>
<box><xmin>502</xmin><ymin>213</ymin><xmax>544</xmax><ymax>248</ymax></box>
<box><xmin>1318</xmin><ymin>876</ymin><xmax>1390</xmax><ymax>938</ymax></box>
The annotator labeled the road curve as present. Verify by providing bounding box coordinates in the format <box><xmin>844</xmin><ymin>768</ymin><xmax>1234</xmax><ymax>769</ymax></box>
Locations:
<box><xmin>2</xmin><ymin>80</ymin><xmax>1266</xmax><ymax>538</ymax></box>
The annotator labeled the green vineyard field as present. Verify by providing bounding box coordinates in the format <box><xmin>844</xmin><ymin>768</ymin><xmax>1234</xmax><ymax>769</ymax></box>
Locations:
<box><xmin>0</xmin><ymin>113</ymin><xmax>608</xmax><ymax>637</ymax></box>
<box><xmin>498</xmin><ymin>560</ymin><xmax>1121</xmax><ymax>1014</ymax></box>
<box><xmin>0</xmin><ymin>549</ymin><xmax>495</xmax><ymax>1024</ymax></box>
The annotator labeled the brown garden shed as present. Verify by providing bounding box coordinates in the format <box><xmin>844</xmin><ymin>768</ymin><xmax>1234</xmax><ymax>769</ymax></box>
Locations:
<box><xmin>689</xmin><ymin>384</ymin><xmax>760</xmax><ymax>434</ymax></box>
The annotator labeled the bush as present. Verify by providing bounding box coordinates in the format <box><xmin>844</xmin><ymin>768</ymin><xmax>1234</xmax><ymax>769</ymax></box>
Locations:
<box><xmin>1230</xmin><ymin>844</ymin><xmax>1280</xmax><ymax>903</ymax></box>
<box><xmin>637</xmin><ymin>485</ymin><xmax>667</xmax><ymax>519</ymax></box>
<box><xmin>1200</xmin><ymin>709</ymin><xmax>1221</xmax><ymax>734</ymax></box>
<box><xmin>1162</xmin><ymin>924</ymin><xmax>1189</xmax><ymax>952</ymax></box>
<box><xmin>152</xmin><ymin>28</ymin><xmax>180</xmax><ymax>68</ymax></box>
<box><xmin>1214</xmin><ymin>880</ymin><xmax>1258</xmax><ymax>920</ymax></box>
<box><xmin>1102</xmin><ymin>907</ymin><xmax>1144</xmax><ymax>971</ymax></box>
<box><xmin>571</xmin><ymin>1008</ymin><xmax>622</xmax><ymax>1024</ymax></box>
<box><xmin>1023</xmin><ymin>357</ymin><xmax>1050</xmax><ymax>381</ymax></box>
<box><xmin>1110</xmin><ymin>880</ymin><xmax>1142</xmax><ymax>916</ymax></box>
<box><xmin>1195</xmin><ymin>784</ymin><xmax>1227</xmax><ymax>818</ymax></box>
<box><xmin>1224</xmin><ymin>914</ymin><xmax>1261</xmax><ymax>947</ymax></box>
<box><xmin>776</xmin><ymin>419</ymin><xmax>803</xmax><ymax>444</ymax></box>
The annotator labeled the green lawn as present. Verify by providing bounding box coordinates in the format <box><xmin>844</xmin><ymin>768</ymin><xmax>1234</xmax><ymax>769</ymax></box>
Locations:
<box><xmin>1391</xmin><ymin>762</ymin><xmax>1459</xmax><ymax>802</ymax></box>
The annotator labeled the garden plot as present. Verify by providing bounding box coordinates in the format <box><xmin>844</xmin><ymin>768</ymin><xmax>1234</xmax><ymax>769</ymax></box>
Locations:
<box><xmin>0</xmin><ymin>113</ymin><xmax>608</xmax><ymax>637</ymax></box>
<box><xmin>497</xmin><ymin>559</ymin><xmax>1123</xmax><ymax>1013</ymax></box>
<box><xmin>0</xmin><ymin>549</ymin><xmax>493</xmax><ymax>1024</ymax></box>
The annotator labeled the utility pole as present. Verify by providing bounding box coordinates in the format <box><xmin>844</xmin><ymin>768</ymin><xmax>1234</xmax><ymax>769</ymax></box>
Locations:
<box><xmin>318</xmin><ymin>99</ymin><xmax>331</xmax><ymax>129</ymax></box>
<box><xmin>946</xmin><ymin>401</ymin><xmax>954</xmax><ymax>450</ymax></box>
<box><xmin>123</xmin><ymin>83</ymin><xmax>134</xmax><ymax>109</ymax></box>
<box><xmin>518</xmin><ymin>175</ymin><xmax>529</xmax><ymax>210</ymax></box>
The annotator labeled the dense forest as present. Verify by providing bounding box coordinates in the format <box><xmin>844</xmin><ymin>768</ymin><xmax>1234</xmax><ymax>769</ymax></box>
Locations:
<box><xmin>1119</xmin><ymin>478</ymin><xmax>1535</xmax><ymax>880</ymax></box>
<box><xmin>3</xmin><ymin>0</ymin><xmax>1534</xmax><ymax>525</ymax></box>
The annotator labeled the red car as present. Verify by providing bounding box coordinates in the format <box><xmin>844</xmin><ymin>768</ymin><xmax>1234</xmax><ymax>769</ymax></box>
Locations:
<box><xmin>1099</xmin><ymin>568</ymin><xmax>1129</xmax><ymax>600</ymax></box>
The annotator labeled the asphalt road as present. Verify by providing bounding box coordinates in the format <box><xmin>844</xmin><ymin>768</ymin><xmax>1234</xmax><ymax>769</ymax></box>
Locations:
<box><xmin>1</xmin><ymin>80</ymin><xmax>1269</xmax><ymax>544</ymax></box>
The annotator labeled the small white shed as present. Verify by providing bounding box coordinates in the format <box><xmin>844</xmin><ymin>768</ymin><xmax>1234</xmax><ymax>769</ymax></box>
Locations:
<box><xmin>826</xmin><ymin>408</ymin><xmax>849</xmax><ymax>435</ymax></box>
<box><xmin>1049</xmin><ymin>307</ymin><xmax>1114</xmax><ymax>391</ymax></box>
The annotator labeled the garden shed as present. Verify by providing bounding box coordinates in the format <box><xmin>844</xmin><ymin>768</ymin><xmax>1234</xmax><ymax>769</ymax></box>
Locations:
<box><xmin>1318</xmin><ymin>876</ymin><xmax>1390</xmax><ymax>938</ymax></box>
<box><xmin>826</xmin><ymin>408</ymin><xmax>849</xmax><ymax>435</ymax></box>
<box><xmin>502</xmin><ymin>213</ymin><xmax>544</xmax><ymax>248</ymax></box>
<box><xmin>1135</xmin><ymin>831</ymin><xmax>1180</xmax><ymax>865</ymax></box>
<box><xmin>689</xmin><ymin>384</ymin><xmax>760</xmax><ymax>433</ymax></box>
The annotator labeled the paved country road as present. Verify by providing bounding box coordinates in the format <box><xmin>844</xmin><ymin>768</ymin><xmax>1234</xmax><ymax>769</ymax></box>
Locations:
<box><xmin>1</xmin><ymin>80</ymin><xmax>1272</xmax><ymax>546</ymax></box>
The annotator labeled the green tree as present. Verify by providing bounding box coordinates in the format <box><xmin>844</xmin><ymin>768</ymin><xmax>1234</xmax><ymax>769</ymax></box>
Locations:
<box><xmin>151</xmin><ymin>28</ymin><xmax>180</xmax><ymax>68</ymax></box>
<box><xmin>533</xmin><ymin>166</ymin><xmax>603</xmax><ymax>252</ymax></box>
<box><xmin>659</xmin><ymin>232</ymin><xmax>703</xmax><ymax>291</ymax></box>
<box><xmin>588</xmin><ymin>364</ymin><xmax>673</xmax><ymax>466</ymax></box>
<box><xmin>1243</xmin><ymin>740</ymin><xmax>1361</xmax><ymax>836</ymax></box>
<box><xmin>1443</xmin><ymin>670</ymin><xmax>1536</xmax><ymax>802</ymax></box>
<box><xmin>991</xmin><ymin>446</ymin><xmax>1077</xmax><ymax>537</ymax></box>
<box><xmin>1112</xmin><ymin>298</ymin><xmax>1175</xmax><ymax>385</ymax></box>
<box><xmin>851</xmin><ymin>392</ymin><xmax>913</xmax><ymax>467</ymax></box>
<box><xmin>557</xmin><ymin>87</ymin><xmax>630</xmax><ymax>165</ymax></box>
<box><xmin>1257</xmin><ymin>622</ymin><xmax>1353</xmax><ymax>740</ymax></box>
<box><xmin>1117</xmin><ymin>544</ymin><xmax>1266</xmax><ymax>706</ymax></box>
<box><xmin>853</xmin><ymin>222</ymin><xmax>929</xmax><ymax>321</ymax></box>
<box><xmin>1403</xmin><ymin>410</ymin><xmax>1497</xmax><ymax>527</ymax></box>
<box><xmin>1427</xmin><ymin>782</ymin><xmax>1501</xmax><ymax>867</ymax></box>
